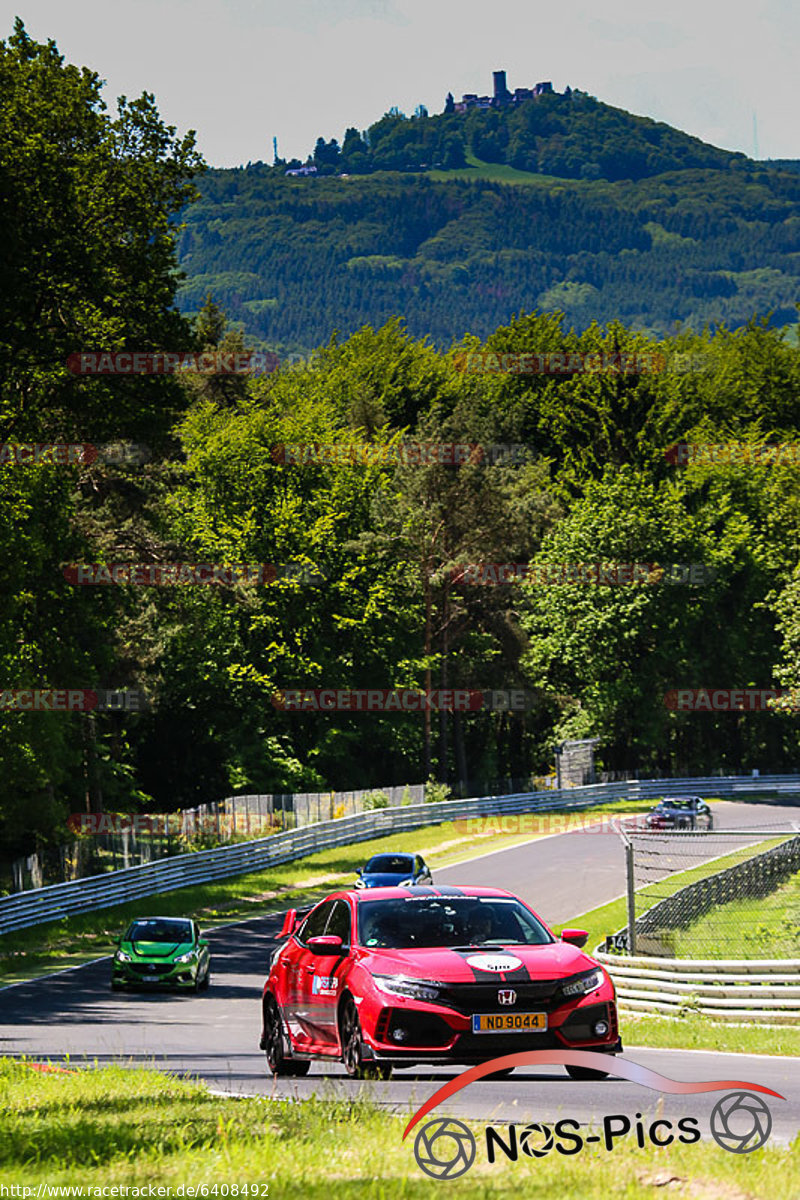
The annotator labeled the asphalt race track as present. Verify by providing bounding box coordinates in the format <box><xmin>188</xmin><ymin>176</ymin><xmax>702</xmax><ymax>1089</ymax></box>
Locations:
<box><xmin>1</xmin><ymin>800</ymin><xmax>798</xmax><ymax>1146</ymax></box>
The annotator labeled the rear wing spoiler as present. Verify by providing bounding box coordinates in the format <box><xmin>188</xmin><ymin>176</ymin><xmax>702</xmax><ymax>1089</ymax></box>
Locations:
<box><xmin>277</xmin><ymin>905</ymin><xmax>313</xmax><ymax>939</ymax></box>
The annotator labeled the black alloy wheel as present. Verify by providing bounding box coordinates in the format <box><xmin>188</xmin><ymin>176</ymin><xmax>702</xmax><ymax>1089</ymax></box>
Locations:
<box><xmin>264</xmin><ymin>995</ymin><xmax>310</xmax><ymax>1076</ymax></box>
<box><xmin>339</xmin><ymin>997</ymin><xmax>392</xmax><ymax>1079</ymax></box>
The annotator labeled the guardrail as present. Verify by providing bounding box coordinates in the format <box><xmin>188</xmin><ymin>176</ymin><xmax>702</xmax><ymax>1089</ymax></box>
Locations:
<box><xmin>596</xmin><ymin>949</ymin><xmax>800</xmax><ymax>1025</ymax></box>
<box><xmin>1</xmin><ymin>773</ymin><xmax>798</xmax><ymax>935</ymax></box>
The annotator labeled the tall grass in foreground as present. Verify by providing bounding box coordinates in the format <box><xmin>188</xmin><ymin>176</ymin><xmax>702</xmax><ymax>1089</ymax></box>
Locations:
<box><xmin>0</xmin><ymin>1062</ymin><xmax>797</xmax><ymax>1197</ymax></box>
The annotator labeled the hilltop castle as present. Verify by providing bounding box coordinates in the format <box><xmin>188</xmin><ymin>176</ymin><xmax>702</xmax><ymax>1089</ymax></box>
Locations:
<box><xmin>447</xmin><ymin>70</ymin><xmax>569</xmax><ymax>114</ymax></box>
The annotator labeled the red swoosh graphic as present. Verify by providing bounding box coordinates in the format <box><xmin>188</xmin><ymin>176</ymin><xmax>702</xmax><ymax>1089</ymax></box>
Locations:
<box><xmin>401</xmin><ymin>1051</ymin><xmax>785</xmax><ymax>1140</ymax></box>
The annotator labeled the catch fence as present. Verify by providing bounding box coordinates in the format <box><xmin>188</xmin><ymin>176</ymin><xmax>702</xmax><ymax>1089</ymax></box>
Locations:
<box><xmin>612</xmin><ymin>826</ymin><xmax>800</xmax><ymax>959</ymax></box>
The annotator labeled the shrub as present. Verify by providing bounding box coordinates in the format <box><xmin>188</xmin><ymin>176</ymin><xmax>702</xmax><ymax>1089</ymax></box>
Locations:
<box><xmin>424</xmin><ymin>778</ymin><xmax>452</xmax><ymax>804</ymax></box>
<box><xmin>362</xmin><ymin>790</ymin><xmax>390</xmax><ymax>810</ymax></box>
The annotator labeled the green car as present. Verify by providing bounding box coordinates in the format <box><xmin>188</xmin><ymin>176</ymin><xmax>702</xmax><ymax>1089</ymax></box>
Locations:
<box><xmin>111</xmin><ymin>916</ymin><xmax>211</xmax><ymax>992</ymax></box>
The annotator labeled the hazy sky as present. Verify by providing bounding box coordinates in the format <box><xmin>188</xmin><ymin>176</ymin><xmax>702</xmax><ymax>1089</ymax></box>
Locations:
<box><xmin>3</xmin><ymin>0</ymin><xmax>797</xmax><ymax>167</ymax></box>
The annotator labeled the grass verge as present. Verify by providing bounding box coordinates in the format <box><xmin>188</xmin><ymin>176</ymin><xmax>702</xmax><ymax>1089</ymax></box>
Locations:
<box><xmin>0</xmin><ymin>799</ymin><xmax>653</xmax><ymax>985</ymax></box>
<box><xmin>0</xmin><ymin>1061</ymin><xmax>796</xmax><ymax>1196</ymax></box>
<box><xmin>670</xmin><ymin>869</ymin><xmax>800</xmax><ymax>959</ymax></box>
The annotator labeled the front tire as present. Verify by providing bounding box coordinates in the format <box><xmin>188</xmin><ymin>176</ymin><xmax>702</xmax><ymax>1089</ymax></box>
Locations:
<box><xmin>565</xmin><ymin>1063</ymin><xmax>611</xmax><ymax>1081</ymax></box>
<box><xmin>264</xmin><ymin>995</ymin><xmax>310</xmax><ymax>1077</ymax></box>
<box><xmin>339</xmin><ymin>997</ymin><xmax>392</xmax><ymax>1080</ymax></box>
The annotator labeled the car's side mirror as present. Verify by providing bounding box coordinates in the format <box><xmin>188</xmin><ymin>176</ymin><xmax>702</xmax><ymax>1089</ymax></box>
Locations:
<box><xmin>307</xmin><ymin>935</ymin><xmax>346</xmax><ymax>956</ymax></box>
<box><xmin>560</xmin><ymin>929</ymin><xmax>589</xmax><ymax>948</ymax></box>
<box><xmin>198</xmin><ymin>939</ymin><xmax>208</xmax><ymax>948</ymax></box>
<box><xmin>278</xmin><ymin>908</ymin><xmax>299</xmax><ymax>939</ymax></box>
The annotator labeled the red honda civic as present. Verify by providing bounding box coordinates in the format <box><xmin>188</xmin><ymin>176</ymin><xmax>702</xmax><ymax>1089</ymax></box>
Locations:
<box><xmin>259</xmin><ymin>885</ymin><xmax>621</xmax><ymax>1080</ymax></box>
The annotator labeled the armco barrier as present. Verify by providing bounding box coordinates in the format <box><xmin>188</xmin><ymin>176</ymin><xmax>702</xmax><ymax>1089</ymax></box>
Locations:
<box><xmin>0</xmin><ymin>788</ymin><xmax>611</xmax><ymax>935</ymax></box>
<box><xmin>1</xmin><ymin>773</ymin><xmax>798</xmax><ymax>935</ymax></box>
<box><xmin>596</xmin><ymin>949</ymin><xmax>800</xmax><ymax>1025</ymax></box>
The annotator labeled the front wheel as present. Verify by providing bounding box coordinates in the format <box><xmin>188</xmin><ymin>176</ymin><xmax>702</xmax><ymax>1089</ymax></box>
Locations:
<box><xmin>565</xmin><ymin>1063</ymin><xmax>611</xmax><ymax>1081</ymax></box>
<box><xmin>339</xmin><ymin>998</ymin><xmax>392</xmax><ymax>1080</ymax></box>
<box><xmin>264</xmin><ymin>996</ymin><xmax>310</xmax><ymax>1077</ymax></box>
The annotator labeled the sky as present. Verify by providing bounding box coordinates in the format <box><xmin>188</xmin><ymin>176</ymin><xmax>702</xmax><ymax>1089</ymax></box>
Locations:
<box><xmin>3</xmin><ymin>0</ymin><xmax>798</xmax><ymax>168</ymax></box>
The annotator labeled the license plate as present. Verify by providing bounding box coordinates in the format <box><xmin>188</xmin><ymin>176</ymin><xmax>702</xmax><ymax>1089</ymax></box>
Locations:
<box><xmin>471</xmin><ymin>1012</ymin><xmax>547</xmax><ymax>1034</ymax></box>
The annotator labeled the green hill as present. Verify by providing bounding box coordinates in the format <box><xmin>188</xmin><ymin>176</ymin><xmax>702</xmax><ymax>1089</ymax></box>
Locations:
<box><xmin>282</xmin><ymin>86</ymin><xmax>748</xmax><ymax>183</ymax></box>
<box><xmin>176</xmin><ymin>155</ymin><xmax>800</xmax><ymax>353</ymax></box>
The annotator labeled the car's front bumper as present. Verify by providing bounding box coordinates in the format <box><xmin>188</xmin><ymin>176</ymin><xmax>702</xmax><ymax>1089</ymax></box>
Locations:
<box><xmin>112</xmin><ymin>960</ymin><xmax>199</xmax><ymax>988</ymax></box>
<box><xmin>362</xmin><ymin>993</ymin><xmax>620</xmax><ymax>1063</ymax></box>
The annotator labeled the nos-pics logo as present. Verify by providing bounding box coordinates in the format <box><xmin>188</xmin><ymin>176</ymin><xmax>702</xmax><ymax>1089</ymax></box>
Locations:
<box><xmin>403</xmin><ymin>1051</ymin><xmax>783</xmax><ymax>1180</ymax></box>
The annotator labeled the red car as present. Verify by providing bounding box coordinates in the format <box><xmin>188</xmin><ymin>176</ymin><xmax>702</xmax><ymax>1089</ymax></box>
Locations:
<box><xmin>260</xmin><ymin>885</ymin><xmax>621</xmax><ymax>1081</ymax></box>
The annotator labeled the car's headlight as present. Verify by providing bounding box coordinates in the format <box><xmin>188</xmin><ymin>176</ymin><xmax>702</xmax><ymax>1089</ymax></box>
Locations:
<box><xmin>354</xmin><ymin>878</ymin><xmax>365</xmax><ymax>889</ymax></box>
<box><xmin>174</xmin><ymin>951</ymin><xmax>197</xmax><ymax>964</ymax></box>
<box><xmin>560</xmin><ymin>968</ymin><xmax>605</xmax><ymax>998</ymax></box>
<box><xmin>373</xmin><ymin>975</ymin><xmax>442</xmax><ymax>1002</ymax></box>
<box><xmin>115</xmin><ymin>950</ymin><xmax>132</xmax><ymax>963</ymax></box>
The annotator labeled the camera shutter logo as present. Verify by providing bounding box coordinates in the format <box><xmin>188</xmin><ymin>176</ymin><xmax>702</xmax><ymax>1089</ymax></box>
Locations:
<box><xmin>413</xmin><ymin>1118</ymin><xmax>476</xmax><ymax>1179</ymax></box>
<box><xmin>519</xmin><ymin>1122</ymin><xmax>554</xmax><ymax>1157</ymax></box>
<box><xmin>498</xmin><ymin>989</ymin><xmax>516</xmax><ymax>1006</ymax></box>
<box><xmin>710</xmin><ymin>1092</ymin><xmax>772</xmax><ymax>1153</ymax></box>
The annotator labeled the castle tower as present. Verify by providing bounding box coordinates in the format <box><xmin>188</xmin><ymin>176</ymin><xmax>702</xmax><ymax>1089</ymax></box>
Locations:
<box><xmin>493</xmin><ymin>70</ymin><xmax>509</xmax><ymax>102</ymax></box>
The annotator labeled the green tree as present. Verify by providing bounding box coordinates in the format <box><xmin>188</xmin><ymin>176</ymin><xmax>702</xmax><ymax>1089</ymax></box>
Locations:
<box><xmin>0</xmin><ymin>19</ymin><xmax>204</xmax><ymax>444</ymax></box>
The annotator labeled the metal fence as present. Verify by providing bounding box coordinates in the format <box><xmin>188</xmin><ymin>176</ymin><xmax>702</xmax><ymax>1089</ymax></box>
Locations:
<box><xmin>612</xmin><ymin>828</ymin><xmax>800</xmax><ymax>958</ymax></box>
<box><xmin>1</xmin><ymin>773</ymin><xmax>799</xmax><ymax>934</ymax></box>
<box><xmin>5</xmin><ymin>782</ymin><xmax>428</xmax><ymax>892</ymax></box>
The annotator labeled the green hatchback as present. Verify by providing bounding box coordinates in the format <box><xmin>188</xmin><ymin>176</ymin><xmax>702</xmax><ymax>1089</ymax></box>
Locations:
<box><xmin>111</xmin><ymin>916</ymin><xmax>211</xmax><ymax>992</ymax></box>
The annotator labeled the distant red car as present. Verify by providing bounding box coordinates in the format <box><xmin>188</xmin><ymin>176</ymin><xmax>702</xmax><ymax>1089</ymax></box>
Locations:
<box><xmin>260</xmin><ymin>885</ymin><xmax>620</xmax><ymax>1080</ymax></box>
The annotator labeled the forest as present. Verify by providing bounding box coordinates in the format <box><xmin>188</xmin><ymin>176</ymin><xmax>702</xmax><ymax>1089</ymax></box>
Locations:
<box><xmin>1</xmin><ymin>21</ymin><xmax>799</xmax><ymax>871</ymax></box>
<box><xmin>176</xmin><ymin>164</ymin><xmax>800</xmax><ymax>352</ymax></box>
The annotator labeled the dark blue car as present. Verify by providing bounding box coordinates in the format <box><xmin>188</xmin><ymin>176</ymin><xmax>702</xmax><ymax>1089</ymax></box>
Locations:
<box><xmin>354</xmin><ymin>852</ymin><xmax>433</xmax><ymax>889</ymax></box>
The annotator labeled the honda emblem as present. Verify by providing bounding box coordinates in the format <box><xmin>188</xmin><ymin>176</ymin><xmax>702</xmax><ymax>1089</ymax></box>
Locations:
<box><xmin>498</xmin><ymin>988</ymin><xmax>516</xmax><ymax>1006</ymax></box>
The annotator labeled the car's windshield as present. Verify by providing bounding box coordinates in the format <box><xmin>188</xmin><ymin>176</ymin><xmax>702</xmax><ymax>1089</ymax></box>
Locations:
<box><xmin>125</xmin><ymin>919</ymin><xmax>193</xmax><ymax>943</ymax></box>
<box><xmin>364</xmin><ymin>855</ymin><xmax>414</xmax><ymax>874</ymax></box>
<box><xmin>357</xmin><ymin>897</ymin><xmax>554</xmax><ymax>949</ymax></box>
